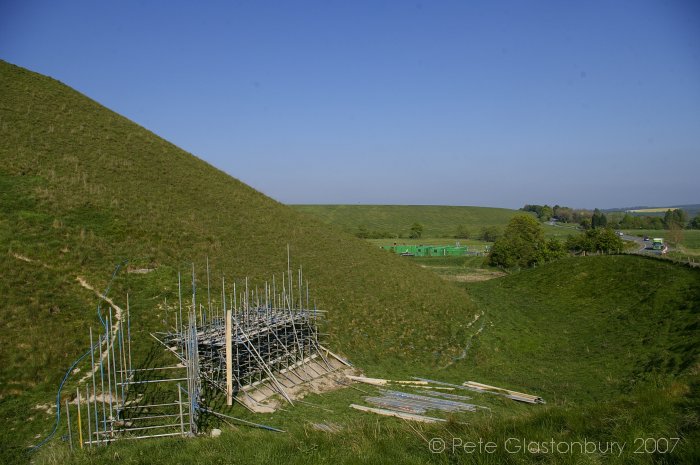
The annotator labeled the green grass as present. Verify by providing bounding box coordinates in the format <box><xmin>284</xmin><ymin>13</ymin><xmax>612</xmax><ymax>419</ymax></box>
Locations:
<box><xmin>293</xmin><ymin>205</ymin><xmax>582</xmax><ymax>252</ymax></box>
<box><xmin>367</xmin><ymin>237</ymin><xmax>493</xmax><ymax>255</ymax></box>
<box><xmin>292</xmin><ymin>204</ymin><xmax>525</xmax><ymax>238</ymax></box>
<box><xmin>0</xmin><ymin>60</ymin><xmax>480</xmax><ymax>463</ymax></box>
<box><xmin>2</xmin><ymin>60</ymin><xmax>699</xmax><ymax>464</ymax></box>
<box><xmin>542</xmin><ymin>222</ymin><xmax>581</xmax><ymax>240</ymax></box>
<box><xmin>295</xmin><ymin>205</ymin><xmax>580</xmax><ymax>246</ymax></box>
<box><xmin>464</xmin><ymin>256</ymin><xmax>699</xmax><ymax>401</ymax></box>
<box><xmin>408</xmin><ymin>255</ymin><xmax>502</xmax><ymax>283</ymax></box>
<box><xmin>33</xmin><ymin>255</ymin><xmax>700</xmax><ymax>465</ymax></box>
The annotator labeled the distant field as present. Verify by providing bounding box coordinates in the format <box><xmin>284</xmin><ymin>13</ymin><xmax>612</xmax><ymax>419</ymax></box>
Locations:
<box><xmin>542</xmin><ymin>222</ymin><xmax>580</xmax><ymax>239</ymax></box>
<box><xmin>291</xmin><ymin>204</ymin><xmax>525</xmax><ymax>237</ymax></box>
<box><xmin>606</xmin><ymin>204</ymin><xmax>700</xmax><ymax>218</ymax></box>
<box><xmin>628</xmin><ymin>207</ymin><xmax>677</xmax><ymax>213</ymax></box>
<box><xmin>294</xmin><ymin>205</ymin><xmax>580</xmax><ymax>245</ymax></box>
<box><xmin>366</xmin><ymin>237</ymin><xmax>490</xmax><ymax>250</ymax></box>
<box><xmin>410</xmin><ymin>255</ymin><xmax>502</xmax><ymax>282</ymax></box>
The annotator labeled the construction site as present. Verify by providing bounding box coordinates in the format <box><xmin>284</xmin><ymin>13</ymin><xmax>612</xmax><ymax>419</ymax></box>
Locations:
<box><xmin>53</xmin><ymin>254</ymin><xmax>352</xmax><ymax>447</ymax></box>
<box><xmin>44</xmin><ymin>252</ymin><xmax>545</xmax><ymax>451</ymax></box>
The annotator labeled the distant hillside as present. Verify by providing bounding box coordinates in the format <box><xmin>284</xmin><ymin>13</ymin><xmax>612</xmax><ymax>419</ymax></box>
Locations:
<box><xmin>604</xmin><ymin>204</ymin><xmax>700</xmax><ymax>217</ymax></box>
<box><xmin>292</xmin><ymin>204</ymin><xmax>525</xmax><ymax>237</ymax></box>
<box><xmin>0</xmin><ymin>60</ymin><xmax>480</xmax><ymax>460</ymax></box>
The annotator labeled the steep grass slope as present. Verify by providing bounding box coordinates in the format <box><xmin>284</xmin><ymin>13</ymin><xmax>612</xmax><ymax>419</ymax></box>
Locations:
<box><xmin>292</xmin><ymin>204</ymin><xmax>524</xmax><ymax>237</ymax></box>
<box><xmin>35</xmin><ymin>255</ymin><xmax>700</xmax><ymax>465</ymax></box>
<box><xmin>464</xmin><ymin>255</ymin><xmax>700</xmax><ymax>403</ymax></box>
<box><xmin>0</xmin><ymin>61</ymin><xmax>480</xmax><ymax>460</ymax></box>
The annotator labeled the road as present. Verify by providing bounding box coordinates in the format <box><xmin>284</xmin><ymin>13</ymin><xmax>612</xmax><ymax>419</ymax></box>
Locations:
<box><xmin>620</xmin><ymin>232</ymin><xmax>669</xmax><ymax>255</ymax></box>
<box><xmin>545</xmin><ymin>221</ymin><xmax>669</xmax><ymax>255</ymax></box>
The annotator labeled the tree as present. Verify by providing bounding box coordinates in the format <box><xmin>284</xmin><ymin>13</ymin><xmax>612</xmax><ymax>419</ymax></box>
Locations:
<box><xmin>553</xmin><ymin>206</ymin><xmax>573</xmax><ymax>223</ymax></box>
<box><xmin>521</xmin><ymin>204</ymin><xmax>553</xmax><ymax>221</ymax></box>
<box><xmin>664</xmin><ymin>209</ymin><xmax>687</xmax><ymax>229</ymax></box>
<box><xmin>540</xmin><ymin>205</ymin><xmax>553</xmax><ymax>221</ymax></box>
<box><xmin>591</xmin><ymin>209</ymin><xmax>607</xmax><ymax>229</ymax></box>
<box><xmin>488</xmin><ymin>215</ymin><xmax>548</xmax><ymax>269</ymax></box>
<box><xmin>619</xmin><ymin>213</ymin><xmax>638</xmax><ymax>229</ymax></box>
<box><xmin>573</xmin><ymin>209</ymin><xmax>593</xmax><ymax>227</ymax></box>
<box><xmin>543</xmin><ymin>237</ymin><xmax>567</xmax><ymax>262</ymax></box>
<box><xmin>689</xmin><ymin>214</ymin><xmax>700</xmax><ymax>230</ymax></box>
<box><xmin>409</xmin><ymin>222</ymin><xmax>424</xmax><ymax>239</ymax></box>
<box><xmin>649</xmin><ymin>217</ymin><xmax>664</xmax><ymax>229</ymax></box>
<box><xmin>566</xmin><ymin>227</ymin><xmax>624</xmax><ymax>254</ymax></box>
<box><xmin>667</xmin><ymin>223</ymin><xmax>684</xmax><ymax>246</ymax></box>
<box><xmin>521</xmin><ymin>204</ymin><xmax>542</xmax><ymax>216</ymax></box>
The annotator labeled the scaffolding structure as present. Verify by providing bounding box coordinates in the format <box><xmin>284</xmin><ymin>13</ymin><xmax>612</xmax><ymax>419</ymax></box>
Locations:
<box><xmin>70</xmin><ymin>292</ymin><xmax>201</xmax><ymax>446</ymax></box>
<box><xmin>153</xmin><ymin>261</ymin><xmax>336</xmax><ymax>411</ymax></box>
<box><xmin>64</xmin><ymin>254</ymin><xmax>346</xmax><ymax>447</ymax></box>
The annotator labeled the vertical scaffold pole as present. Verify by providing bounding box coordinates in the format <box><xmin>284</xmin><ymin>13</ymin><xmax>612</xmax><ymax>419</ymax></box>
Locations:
<box><xmin>76</xmin><ymin>388</ymin><xmax>83</xmax><ymax>449</ymax></box>
<box><xmin>98</xmin><ymin>333</ymin><xmax>107</xmax><ymax>437</ymax></box>
<box><xmin>65</xmin><ymin>398</ymin><xmax>73</xmax><ymax>451</ymax></box>
<box><xmin>109</xmin><ymin>308</ymin><xmax>119</xmax><ymax>418</ymax></box>
<box><xmin>86</xmin><ymin>384</ymin><xmax>92</xmax><ymax>448</ymax></box>
<box><xmin>225</xmin><ymin>276</ymin><xmax>232</xmax><ymax>405</ymax></box>
<box><xmin>89</xmin><ymin>327</ymin><xmax>100</xmax><ymax>444</ymax></box>
<box><xmin>105</xmin><ymin>313</ymin><xmax>113</xmax><ymax>426</ymax></box>
<box><xmin>287</xmin><ymin>245</ymin><xmax>293</xmax><ymax>311</ymax></box>
<box><xmin>178</xmin><ymin>270</ymin><xmax>183</xmax><ymax>342</ymax></box>
<box><xmin>206</xmin><ymin>256</ymin><xmax>211</xmax><ymax>323</ymax></box>
<box><xmin>178</xmin><ymin>383</ymin><xmax>185</xmax><ymax>436</ymax></box>
<box><xmin>127</xmin><ymin>293</ymin><xmax>132</xmax><ymax>377</ymax></box>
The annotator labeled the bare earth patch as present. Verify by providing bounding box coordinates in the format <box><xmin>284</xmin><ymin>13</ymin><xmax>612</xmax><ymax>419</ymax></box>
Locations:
<box><xmin>419</xmin><ymin>265</ymin><xmax>506</xmax><ymax>282</ymax></box>
<box><xmin>240</xmin><ymin>356</ymin><xmax>359</xmax><ymax>413</ymax></box>
<box><xmin>441</xmin><ymin>271</ymin><xmax>506</xmax><ymax>282</ymax></box>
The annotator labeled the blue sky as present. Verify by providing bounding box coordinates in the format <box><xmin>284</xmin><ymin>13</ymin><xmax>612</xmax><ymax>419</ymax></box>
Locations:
<box><xmin>2</xmin><ymin>1</ymin><xmax>699</xmax><ymax>209</ymax></box>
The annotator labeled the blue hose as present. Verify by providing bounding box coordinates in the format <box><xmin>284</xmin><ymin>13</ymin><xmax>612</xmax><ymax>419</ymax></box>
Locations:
<box><xmin>29</xmin><ymin>347</ymin><xmax>93</xmax><ymax>451</ymax></box>
<box><xmin>30</xmin><ymin>260</ymin><xmax>128</xmax><ymax>453</ymax></box>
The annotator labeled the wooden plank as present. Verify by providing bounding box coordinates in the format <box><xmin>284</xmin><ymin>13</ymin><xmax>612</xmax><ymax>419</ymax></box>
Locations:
<box><xmin>463</xmin><ymin>381</ymin><xmax>544</xmax><ymax>403</ymax></box>
<box><xmin>350</xmin><ymin>404</ymin><xmax>446</xmax><ymax>423</ymax></box>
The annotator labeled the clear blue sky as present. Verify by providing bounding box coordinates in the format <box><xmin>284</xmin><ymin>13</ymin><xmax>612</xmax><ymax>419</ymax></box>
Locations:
<box><xmin>2</xmin><ymin>1</ymin><xmax>699</xmax><ymax>209</ymax></box>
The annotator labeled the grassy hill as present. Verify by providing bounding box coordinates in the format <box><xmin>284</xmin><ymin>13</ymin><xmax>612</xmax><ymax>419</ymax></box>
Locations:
<box><xmin>292</xmin><ymin>204</ymin><xmax>524</xmax><ymax>237</ymax></box>
<box><xmin>2</xmin><ymin>60</ymin><xmax>698</xmax><ymax>464</ymax></box>
<box><xmin>0</xmin><ymin>60</ymin><xmax>480</xmax><ymax>462</ymax></box>
<box><xmin>34</xmin><ymin>255</ymin><xmax>700</xmax><ymax>465</ymax></box>
<box><xmin>465</xmin><ymin>255</ymin><xmax>699</xmax><ymax>402</ymax></box>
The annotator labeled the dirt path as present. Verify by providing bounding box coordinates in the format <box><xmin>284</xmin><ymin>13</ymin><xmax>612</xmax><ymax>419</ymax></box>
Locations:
<box><xmin>75</xmin><ymin>276</ymin><xmax>126</xmax><ymax>384</ymax></box>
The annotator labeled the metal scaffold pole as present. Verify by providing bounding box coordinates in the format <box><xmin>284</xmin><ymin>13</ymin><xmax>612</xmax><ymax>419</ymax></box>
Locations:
<box><xmin>70</xmin><ymin>251</ymin><xmax>336</xmax><ymax>445</ymax></box>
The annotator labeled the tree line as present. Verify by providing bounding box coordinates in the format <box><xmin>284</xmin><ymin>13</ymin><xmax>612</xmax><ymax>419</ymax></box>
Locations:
<box><xmin>356</xmin><ymin>222</ymin><xmax>504</xmax><ymax>241</ymax></box>
<box><xmin>522</xmin><ymin>204</ymin><xmax>700</xmax><ymax>230</ymax></box>
<box><xmin>355</xmin><ymin>222</ymin><xmax>426</xmax><ymax>239</ymax></box>
<box><xmin>489</xmin><ymin>215</ymin><xmax>625</xmax><ymax>269</ymax></box>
